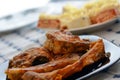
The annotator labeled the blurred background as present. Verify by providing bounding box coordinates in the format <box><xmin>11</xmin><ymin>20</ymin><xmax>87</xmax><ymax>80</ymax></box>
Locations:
<box><xmin>0</xmin><ymin>0</ymin><xmax>50</xmax><ymax>18</ymax></box>
<box><xmin>0</xmin><ymin>0</ymin><xmax>51</xmax><ymax>32</ymax></box>
<box><xmin>0</xmin><ymin>0</ymin><xmax>88</xmax><ymax>32</ymax></box>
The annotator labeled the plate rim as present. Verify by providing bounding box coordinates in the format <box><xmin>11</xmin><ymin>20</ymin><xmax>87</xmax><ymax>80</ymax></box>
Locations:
<box><xmin>76</xmin><ymin>35</ymin><xmax>120</xmax><ymax>80</ymax></box>
<box><xmin>69</xmin><ymin>18</ymin><xmax>118</xmax><ymax>32</ymax></box>
<box><xmin>38</xmin><ymin>18</ymin><xmax>118</xmax><ymax>34</ymax></box>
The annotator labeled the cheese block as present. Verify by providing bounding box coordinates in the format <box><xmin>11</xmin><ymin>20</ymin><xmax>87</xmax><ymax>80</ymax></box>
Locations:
<box><xmin>59</xmin><ymin>15</ymin><xmax>91</xmax><ymax>29</ymax></box>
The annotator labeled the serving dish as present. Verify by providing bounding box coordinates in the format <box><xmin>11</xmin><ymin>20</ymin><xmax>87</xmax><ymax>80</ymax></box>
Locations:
<box><xmin>38</xmin><ymin>0</ymin><xmax>120</xmax><ymax>34</ymax></box>
<box><xmin>0</xmin><ymin>35</ymin><xmax>120</xmax><ymax>80</ymax></box>
<box><xmin>39</xmin><ymin>18</ymin><xmax>118</xmax><ymax>35</ymax></box>
<box><xmin>69</xmin><ymin>18</ymin><xmax>118</xmax><ymax>34</ymax></box>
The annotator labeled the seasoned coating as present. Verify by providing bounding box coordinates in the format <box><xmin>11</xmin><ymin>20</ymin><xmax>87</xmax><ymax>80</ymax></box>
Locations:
<box><xmin>6</xmin><ymin>30</ymin><xmax>108</xmax><ymax>80</ymax></box>
<box><xmin>22</xmin><ymin>39</ymin><xmax>105</xmax><ymax>80</ymax></box>
<box><xmin>6</xmin><ymin>53</ymin><xmax>80</xmax><ymax>80</ymax></box>
<box><xmin>44</xmin><ymin>31</ymin><xmax>90</xmax><ymax>54</ymax></box>
<box><xmin>9</xmin><ymin>47</ymin><xmax>53</xmax><ymax>68</ymax></box>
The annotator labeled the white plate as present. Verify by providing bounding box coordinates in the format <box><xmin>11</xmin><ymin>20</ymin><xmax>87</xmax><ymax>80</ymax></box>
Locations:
<box><xmin>0</xmin><ymin>35</ymin><xmax>120</xmax><ymax>80</ymax></box>
<box><xmin>38</xmin><ymin>0</ymin><xmax>119</xmax><ymax>34</ymax></box>
<box><xmin>69</xmin><ymin>18</ymin><xmax>118</xmax><ymax>34</ymax></box>
<box><xmin>39</xmin><ymin>18</ymin><xmax>118</xmax><ymax>35</ymax></box>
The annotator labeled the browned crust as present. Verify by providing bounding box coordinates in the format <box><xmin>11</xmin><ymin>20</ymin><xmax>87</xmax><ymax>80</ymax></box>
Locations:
<box><xmin>22</xmin><ymin>39</ymin><xmax>105</xmax><ymax>80</ymax></box>
<box><xmin>37</xmin><ymin>19</ymin><xmax>61</xmax><ymax>29</ymax></box>
<box><xmin>91</xmin><ymin>8</ymin><xmax>117</xmax><ymax>24</ymax></box>
<box><xmin>9</xmin><ymin>47</ymin><xmax>53</xmax><ymax>68</ymax></box>
<box><xmin>44</xmin><ymin>31</ymin><xmax>90</xmax><ymax>54</ymax></box>
<box><xmin>6</xmin><ymin>53</ymin><xmax>80</xmax><ymax>80</ymax></box>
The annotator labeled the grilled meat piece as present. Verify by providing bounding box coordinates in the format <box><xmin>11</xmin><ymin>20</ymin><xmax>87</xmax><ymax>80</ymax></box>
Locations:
<box><xmin>6</xmin><ymin>53</ymin><xmax>80</xmax><ymax>80</ymax></box>
<box><xmin>22</xmin><ymin>39</ymin><xmax>106</xmax><ymax>80</ymax></box>
<box><xmin>44</xmin><ymin>31</ymin><xmax>90</xmax><ymax>54</ymax></box>
<box><xmin>22</xmin><ymin>71</ymin><xmax>60</xmax><ymax>80</ymax></box>
<box><xmin>9</xmin><ymin>47</ymin><xmax>53</xmax><ymax>68</ymax></box>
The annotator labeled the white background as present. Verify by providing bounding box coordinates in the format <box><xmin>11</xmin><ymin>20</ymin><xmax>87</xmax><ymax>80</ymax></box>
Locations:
<box><xmin>0</xmin><ymin>0</ymin><xmax>50</xmax><ymax>18</ymax></box>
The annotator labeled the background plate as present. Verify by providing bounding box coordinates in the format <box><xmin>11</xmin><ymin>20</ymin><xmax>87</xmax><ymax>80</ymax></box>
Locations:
<box><xmin>69</xmin><ymin>18</ymin><xmax>118</xmax><ymax>34</ymax></box>
<box><xmin>38</xmin><ymin>0</ymin><xmax>119</xmax><ymax>34</ymax></box>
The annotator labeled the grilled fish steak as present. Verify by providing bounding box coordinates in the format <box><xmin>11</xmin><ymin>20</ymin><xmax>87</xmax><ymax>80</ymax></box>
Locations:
<box><xmin>22</xmin><ymin>39</ymin><xmax>106</xmax><ymax>80</ymax></box>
